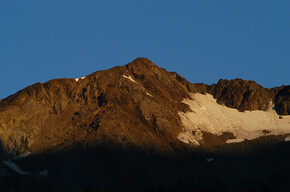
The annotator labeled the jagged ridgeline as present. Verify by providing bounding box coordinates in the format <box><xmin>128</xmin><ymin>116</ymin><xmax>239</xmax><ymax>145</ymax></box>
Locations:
<box><xmin>0</xmin><ymin>57</ymin><xmax>289</xmax><ymax>155</ymax></box>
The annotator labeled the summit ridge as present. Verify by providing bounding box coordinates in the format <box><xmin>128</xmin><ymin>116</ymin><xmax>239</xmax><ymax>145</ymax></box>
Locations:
<box><xmin>0</xmin><ymin>58</ymin><xmax>289</xmax><ymax>155</ymax></box>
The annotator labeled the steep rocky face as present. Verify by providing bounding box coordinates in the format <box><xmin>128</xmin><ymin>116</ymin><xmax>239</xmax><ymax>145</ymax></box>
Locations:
<box><xmin>272</xmin><ymin>86</ymin><xmax>290</xmax><ymax>115</ymax></box>
<box><xmin>0</xmin><ymin>57</ymin><xmax>289</xmax><ymax>155</ymax></box>
<box><xmin>0</xmin><ymin>57</ymin><xmax>289</xmax><ymax>192</ymax></box>
<box><xmin>169</xmin><ymin>72</ymin><xmax>208</xmax><ymax>93</ymax></box>
<box><xmin>171</xmin><ymin>74</ymin><xmax>289</xmax><ymax>115</ymax></box>
<box><xmin>207</xmin><ymin>79</ymin><xmax>272</xmax><ymax>112</ymax></box>
<box><xmin>0</xmin><ymin>58</ymin><xmax>193</xmax><ymax>154</ymax></box>
<box><xmin>205</xmin><ymin>79</ymin><xmax>289</xmax><ymax>115</ymax></box>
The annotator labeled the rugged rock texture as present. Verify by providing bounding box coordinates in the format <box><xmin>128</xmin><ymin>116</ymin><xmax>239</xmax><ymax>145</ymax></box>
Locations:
<box><xmin>0</xmin><ymin>57</ymin><xmax>289</xmax><ymax>192</ymax></box>
<box><xmin>0</xmin><ymin>57</ymin><xmax>288</xmax><ymax>155</ymax></box>
<box><xmin>170</xmin><ymin>72</ymin><xmax>208</xmax><ymax>93</ymax></box>
<box><xmin>171</xmin><ymin>74</ymin><xmax>289</xmax><ymax>115</ymax></box>
<box><xmin>207</xmin><ymin>79</ymin><xmax>289</xmax><ymax>115</ymax></box>
<box><xmin>272</xmin><ymin>85</ymin><xmax>290</xmax><ymax>115</ymax></box>
<box><xmin>0</xmin><ymin>58</ymin><xmax>194</xmax><ymax>154</ymax></box>
<box><xmin>207</xmin><ymin>79</ymin><xmax>272</xmax><ymax>112</ymax></box>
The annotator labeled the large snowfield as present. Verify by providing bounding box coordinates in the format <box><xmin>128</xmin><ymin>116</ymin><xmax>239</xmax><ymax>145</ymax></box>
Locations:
<box><xmin>178</xmin><ymin>93</ymin><xmax>290</xmax><ymax>145</ymax></box>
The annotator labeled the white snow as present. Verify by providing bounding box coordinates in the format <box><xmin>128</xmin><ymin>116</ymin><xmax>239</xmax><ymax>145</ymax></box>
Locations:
<box><xmin>146</xmin><ymin>92</ymin><xmax>153</xmax><ymax>97</ymax></box>
<box><xmin>2</xmin><ymin>160</ymin><xmax>31</xmax><ymax>175</ymax></box>
<box><xmin>284</xmin><ymin>136</ymin><xmax>290</xmax><ymax>142</ymax></box>
<box><xmin>13</xmin><ymin>151</ymin><xmax>31</xmax><ymax>160</ymax></box>
<box><xmin>178</xmin><ymin>93</ymin><xmax>290</xmax><ymax>145</ymax></box>
<box><xmin>75</xmin><ymin>76</ymin><xmax>86</xmax><ymax>82</ymax></box>
<box><xmin>122</xmin><ymin>75</ymin><xmax>137</xmax><ymax>84</ymax></box>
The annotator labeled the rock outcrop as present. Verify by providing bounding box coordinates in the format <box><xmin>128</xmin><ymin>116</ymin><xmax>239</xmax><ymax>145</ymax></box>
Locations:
<box><xmin>0</xmin><ymin>57</ymin><xmax>289</xmax><ymax>155</ymax></box>
<box><xmin>206</xmin><ymin>79</ymin><xmax>289</xmax><ymax>115</ymax></box>
<box><xmin>207</xmin><ymin>79</ymin><xmax>272</xmax><ymax>112</ymax></box>
<box><xmin>0</xmin><ymin>58</ymin><xmax>193</xmax><ymax>154</ymax></box>
<box><xmin>272</xmin><ymin>85</ymin><xmax>290</xmax><ymax>115</ymax></box>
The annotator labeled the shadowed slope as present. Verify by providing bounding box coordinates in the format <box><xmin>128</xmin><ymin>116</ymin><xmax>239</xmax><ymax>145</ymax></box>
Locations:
<box><xmin>0</xmin><ymin>57</ymin><xmax>289</xmax><ymax>192</ymax></box>
<box><xmin>1</xmin><ymin>136</ymin><xmax>290</xmax><ymax>192</ymax></box>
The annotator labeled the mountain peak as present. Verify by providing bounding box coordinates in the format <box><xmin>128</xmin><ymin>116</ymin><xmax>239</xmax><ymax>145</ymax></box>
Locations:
<box><xmin>0</xmin><ymin>58</ymin><xmax>289</xmax><ymax>192</ymax></box>
<box><xmin>125</xmin><ymin>57</ymin><xmax>158</xmax><ymax>72</ymax></box>
<box><xmin>130</xmin><ymin>57</ymin><xmax>154</xmax><ymax>65</ymax></box>
<box><xmin>0</xmin><ymin>58</ymin><xmax>289</xmax><ymax>156</ymax></box>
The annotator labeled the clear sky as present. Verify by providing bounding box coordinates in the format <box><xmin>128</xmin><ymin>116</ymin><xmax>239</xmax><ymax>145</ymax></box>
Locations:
<box><xmin>0</xmin><ymin>0</ymin><xmax>289</xmax><ymax>99</ymax></box>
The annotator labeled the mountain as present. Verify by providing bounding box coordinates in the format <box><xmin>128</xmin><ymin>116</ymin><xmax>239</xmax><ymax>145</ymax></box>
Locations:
<box><xmin>0</xmin><ymin>57</ymin><xmax>289</xmax><ymax>191</ymax></box>
<box><xmin>0</xmin><ymin>57</ymin><xmax>289</xmax><ymax>154</ymax></box>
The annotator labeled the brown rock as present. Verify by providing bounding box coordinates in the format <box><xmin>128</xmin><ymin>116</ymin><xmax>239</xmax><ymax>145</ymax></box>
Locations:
<box><xmin>0</xmin><ymin>57</ymin><xmax>288</xmax><ymax>155</ymax></box>
<box><xmin>0</xmin><ymin>58</ymin><xmax>191</xmax><ymax>154</ymax></box>
<box><xmin>207</xmin><ymin>78</ymin><xmax>272</xmax><ymax>112</ymax></box>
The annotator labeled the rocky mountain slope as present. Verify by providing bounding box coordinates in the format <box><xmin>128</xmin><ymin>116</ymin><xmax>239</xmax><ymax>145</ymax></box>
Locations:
<box><xmin>0</xmin><ymin>57</ymin><xmax>289</xmax><ymax>191</ymax></box>
<box><xmin>0</xmin><ymin>58</ymin><xmax>193</xmax><ymax>155</ymax></box>
<box><xmin>0</xmin><ymin>57</ymin><xmax>289</xmax><ymax>155</ymax></box>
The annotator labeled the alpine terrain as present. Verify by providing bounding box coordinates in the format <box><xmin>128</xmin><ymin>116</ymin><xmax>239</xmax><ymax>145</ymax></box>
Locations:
<box><xmin>0</xmin><ymin>58</ymin><xmax>289</xmax><ymax>192</ymax></box>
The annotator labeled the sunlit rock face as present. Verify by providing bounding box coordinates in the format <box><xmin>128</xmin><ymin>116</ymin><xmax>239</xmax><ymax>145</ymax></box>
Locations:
<box><xmin>0</xmin><ymin>57</ymin><xmax>289</xmax><ymax>156</ymax></box>
<box><xmin>0</xmin><ymin>58</ymin><xmax>192</xmax><ymax>155</ymax></box>
<box><xmin>206</xmin><ymin>78</ymin><xmax>289</xmax><ymax>115</ymax></box>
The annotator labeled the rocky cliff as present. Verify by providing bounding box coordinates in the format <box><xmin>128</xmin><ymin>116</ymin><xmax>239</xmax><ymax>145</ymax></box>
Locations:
<box><xmin>172</xmin><ymin>73</ymin><xmax>289</xmax><ymax>115</ymax></box>
<box><xmin>0</xmin><ymin>58</ymin><xmax>193</xmax><ymax>155</ymax></box>
<box><xmin>207</xmin><ymin>79</ymin><xmax>289</xmax><ymax>114</ymax></box>
<box><xmin>0</xmin><ymin>58</ymin><xmax>289</xmax><ymax>155</ymax></box>
<box><xmin>1</xmin><ymin>57</ymin><xmax>290</xmax><ymax>192</ymax></box>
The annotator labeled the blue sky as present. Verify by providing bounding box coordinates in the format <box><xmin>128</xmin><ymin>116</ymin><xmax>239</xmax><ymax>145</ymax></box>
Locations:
<box><xmin>0</xmin><ymin>0</ymin><xmax>289</xmax><ymax>99</ymax></box>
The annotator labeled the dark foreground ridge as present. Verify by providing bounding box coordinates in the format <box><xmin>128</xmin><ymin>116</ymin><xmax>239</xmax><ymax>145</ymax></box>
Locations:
<box><xmin>0</xmin><ymin>57</ymin><xmax>289</xmax><ymax>191</ymax></box>
<box><xmin>1</xmin><ymin>136</ymin><xmax>290</xmax><ymax>192</ymax></box>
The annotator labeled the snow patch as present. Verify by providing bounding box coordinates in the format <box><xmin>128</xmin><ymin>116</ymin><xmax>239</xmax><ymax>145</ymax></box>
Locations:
<box><xmin>122</xmin><ymin>75</ymin><xmax>137</xmax><ymax>84</ymax></box>
<box><xmin>2</xmin><ymin>160</ymin><xmax>31</xmax><ymax>175</ymax></box>
<box><xmin>75</xmin><ymin>76</ymin><xmax>86</xmax><ymax>82</ymax></box>
<box><xmin>178</xmin><ymin>93</ymin><xmax>290</xmax><ymax>145</ymax></box>
<box><xmin>146</xmin><ymin>92</ymin><xmax>153</xmax><ymax>97</ymax></box>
